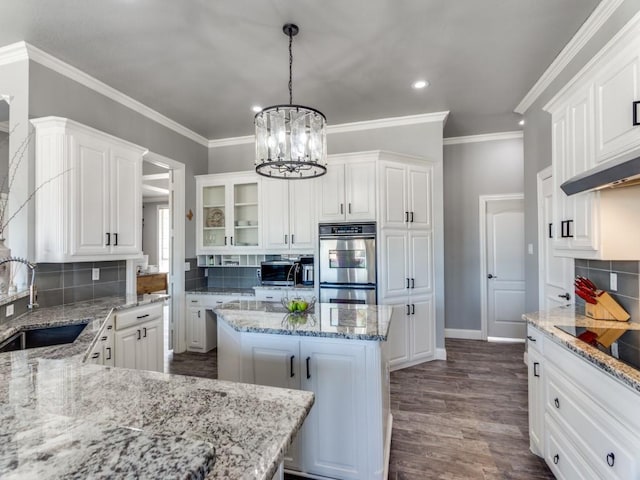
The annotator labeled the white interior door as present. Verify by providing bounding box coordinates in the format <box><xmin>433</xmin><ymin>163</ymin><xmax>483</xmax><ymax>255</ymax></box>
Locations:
<box><xmin>539</xmin><ymin>172</ymin><xmax>574</xmax><ymax>310</ymax></box>
<box><xmin>486</xmin><ymin>197</ymin><xmax>526</xmax><ymax>339</ymax></box>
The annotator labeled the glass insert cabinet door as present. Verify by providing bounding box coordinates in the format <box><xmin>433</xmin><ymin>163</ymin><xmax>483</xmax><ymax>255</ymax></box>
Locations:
<box><xmin>202</xmin><ymin>184</ymin><xmax>226</xmax><ymax>247</ymax></box>
<box><xmin>233</xmin><ymin>182</ymin><xmax>258</xmax><ymax>247</ymax></box>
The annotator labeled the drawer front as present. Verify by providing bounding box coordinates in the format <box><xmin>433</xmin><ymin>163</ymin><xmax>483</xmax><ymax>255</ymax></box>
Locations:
<box><xmin>526</xmin><ymin>325</ymin><xmax>544</xmax><ymax>353</ymax></box>
<box><xmin>546</xmin><ymin>364</ymin><xmax>638</xmax><ymax>479</ymax></box>
<box><xmin>545</xmin><ymin>415</ymin><xmax>598</xmax><ymax>480</ymax></box>
<box><xmin>115</xmin><ymin>304</ymin><xmax>163</xmax><ymax>330</ymax></box>
<box><xmin>254</xmin><ymin>289</ymin><xmax>285</xmax><ymax>302</ymax></box>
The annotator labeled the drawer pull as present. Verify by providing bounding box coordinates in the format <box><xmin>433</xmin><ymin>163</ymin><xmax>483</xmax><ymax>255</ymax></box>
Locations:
<box><xmin>533</xmin><ymin>362</ymin><xmax>540</xmax><ymax>377</ymax></box>
<box><xmin>91</xmin><ymin>352</ymin><xmax>100</xmax><ymax>359</ymax></box>
<box><xmin>554</xmin><ymin>397</ymin><xmax>560</xmax><ymax>409</ymax></box>
<box><xmin>101</xmin><ymin>336</ymin><xmax>108</xmax><ymax>341</ymax></box>
<box><xmin>107</xmin><ymin>325</ymin><xmax>113</xmax><ymax>330</ymax></box>
<box><xmin>136</xmin><ymin>314</ymin><xmax>150</xmax><ymax>319</ymax></box>
<box><xmin>527</xmin><ymin>335</ymin><xmax>536</xmax><ymax>342</ymax></box>
<box><xmin>553</xmin><ymin>454</ymin><xmax>559</xmax><ymax>465</ymax></box>
<box><xmin>607</xmin><ymin>452</ymin><xmax>615</xmax><ymax>467</ymax></box>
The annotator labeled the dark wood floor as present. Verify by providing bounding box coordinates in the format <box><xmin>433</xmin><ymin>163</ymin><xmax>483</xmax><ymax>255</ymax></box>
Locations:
<box><xmin>168</xmin><ymin>339</ymin><xmax>553</xmax><ymax>480</ymax></box>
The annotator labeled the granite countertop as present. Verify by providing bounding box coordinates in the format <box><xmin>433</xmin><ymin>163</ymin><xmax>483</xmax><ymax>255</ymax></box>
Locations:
<box><xmin>524</xmin><ymin>306</ymin><xmax>640</xmax><ymax>393</ymax></box>
<box><xmin>0</xmin><ymin>295</ymin><xmax>314</xmax><ymax>479</ymax></box>
<box><xmin>215</xmin><ymin>300</ymin><xmax>393</xmax><ymax>341</ymax></box>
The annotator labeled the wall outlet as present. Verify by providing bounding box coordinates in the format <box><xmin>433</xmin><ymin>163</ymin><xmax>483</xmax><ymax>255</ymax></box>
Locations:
<box><xmin>610</xmin><ymin>272</ymin><xmax>618</xmax><ymax>291</ymax></box>
<box><xmin>527</xmin><ymin>243</ymin><xmax>534</xmax><ymax>255</ymax></box>
<box><xmin>92</xmin><ymin>268</ymin><xmax>100</xmax><ymax>281</ymax></box>
<box><xmin>5</xmin><ymin>304</ymin><xmax>13</xmax><ymax>317</ymax></box>
<box><xmin>184</xmin><ymin>262</ymin><xmax>191</xmax><ymax>272</ymax></box>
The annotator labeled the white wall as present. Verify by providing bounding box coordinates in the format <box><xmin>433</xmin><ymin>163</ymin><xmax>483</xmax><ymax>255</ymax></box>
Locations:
<box><xmin>443</xmin><ymin>137</ymin><xmax>524</xmax><ymax>333</ymax></box>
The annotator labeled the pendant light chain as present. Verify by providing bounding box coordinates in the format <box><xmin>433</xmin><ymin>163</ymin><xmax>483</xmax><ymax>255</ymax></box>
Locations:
<box><xmin>288</xmin><ymin>29</ymin><xmax>293</xmax><ymax>105</ymax></box>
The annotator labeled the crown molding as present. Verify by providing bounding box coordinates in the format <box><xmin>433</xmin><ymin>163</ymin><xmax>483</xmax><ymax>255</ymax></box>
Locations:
<box><xmin>208</xmin><ymin>111</ymin><xmax>451</xmax><ymax>148</ymax></box>
<box><xmin>514</xmin><ymin>0</ymin><xmax>625</xmax><ymax>114</ymax></box>
<box><xmin>443</xmin><ymin>130</ymin><xmax>523</xmax><ymax>146</ymax></box>
<box><xmin>6</xmin><ymin>42</ymin><xmax>208</xmax><ymax>147</ymax></box>
<box><xmin>0</xmin><ymin>41</ymin><xmax>29</xmax><ymax>66</ymax></box>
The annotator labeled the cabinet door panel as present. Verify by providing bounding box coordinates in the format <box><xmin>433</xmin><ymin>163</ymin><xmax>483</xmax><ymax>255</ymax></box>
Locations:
<box><xmin>187</xmin><ymin>307</ymin><xmax>205</xmax><ymax>351</ymax></box>
<box><xmin>409</xmin><ymin>296</ymin><xmax>435</xmax><ymax>362</ymax></box>
<box><xmin>528</xmin><ymin>347</ymin><xmax>544</xmax><ymax>457</ymax></box>
<box><xmin>385</xmin><ymin>303</ymin><xmax>410</xmax><ymax>369</ymax></box>
<box><xmin>262</xmin><ymin>179</ymin><xmax>290</xmax><ymax>249</ymax></box>
<box><xmin>409</xmin><ymin>231</ymin><xmax>433</xmax><ymax>295</ymax></box>
<box><xmin>345</xmin><ymin>162</ymin><xmax>376</xmax><ymax>221</ymax></box>
<box><xmin>567</xmin><ymin>86</ymin><xmax>594</xmax><ymax>177</ymax></box>
<box><xmin>111</xmin><ymin>146</ymin><xmax>142</xmax><ymax>254</ymax></box>
<box><xmin>142</xmin><ymin>320</ymin><xmax>163</xmax><ymax>372</ymax></box>
<box><xmin>72</xmin><ymin>135</ymin><xmax>110</xmax><ymax>256</ymax></box>
<box><xmin>408</xmin><ymin>166</ymin><xmax>432</xmax><ymax>229</ymax></box>
<box><xmin>594</xmin><ymin>41</ymin><xmax>640</xmax><ymax>164</ymax></box>
<box><xmin>301</xmin><ymin>340</ymin><xmax>367</xmax><ymax>480</ymax></box>
<box><xmin>114</xmin><ymin>326</ymin><xmax>139</xmax><ymax>370</ymax></box>
<box><xmin>379</xmin><ymin>231</ymin><xmax>409</xmax><ymax>298</ymax></box>
<box><xmin>289</xmin><ymin>180</ymin><xmax>316</xmax><ymax>250</ymax></box>
<box><xmin>379</xmin><ymin>163</ymin><xmax>407</xmax><ymax>228</ymax></box>
<box><xmin>552</xmin><ymin>112</ymin><xmax>572</xmax><ymax>251</ymax></box>
<box><xmin>318</xmin><ymin>164</ymin><xmax>345</xmax><ymax>222</ymax></box>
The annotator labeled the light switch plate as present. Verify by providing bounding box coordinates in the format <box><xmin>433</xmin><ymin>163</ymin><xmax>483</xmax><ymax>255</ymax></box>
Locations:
<box><xmin>92</xmin><ymin>268</ymin><xmax>100</xmax><ymax>281</ymax></box>
<box><xmin>6</xmin><ymin>304</ymin><xmax>13</xmax><ymax>317</ymax></box>
<box><xmin>184</xmin><ymin>262</ymin><xmax>191</xmax><ymax>272</ymax></box>
<box><xmin>610</xmin><ymin>272</ymin><xmax>617</xmax><ymax>291</ymax></box>
<box><xmin>527</xmin><ymin>243</ymin><xmax>534</xmax><ymax>255</ymax></box>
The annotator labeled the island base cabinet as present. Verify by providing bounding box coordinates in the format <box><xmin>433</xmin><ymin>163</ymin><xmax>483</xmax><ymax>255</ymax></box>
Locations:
<box><xmin>113</xmin><ymin>304</ymin><xmax>164</xmax><ymax>373</ymax></box>
<box><xmin>219</xmin><ymin>322</ymin><xmax>388</xmax><ymax>480</ymax></box>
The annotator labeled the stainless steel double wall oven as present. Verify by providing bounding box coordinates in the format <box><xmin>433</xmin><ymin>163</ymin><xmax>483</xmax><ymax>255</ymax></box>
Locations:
<box><xmin>318</xmin><ymin>222</ymin><xmax>377</xmax><ymax>305</ymax></box>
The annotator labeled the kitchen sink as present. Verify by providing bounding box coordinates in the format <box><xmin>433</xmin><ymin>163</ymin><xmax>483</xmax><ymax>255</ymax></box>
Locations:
<box><xmin>0</xmin><ymin>322</ymin><xmax>89</xmax><ymax>353</ymax></box>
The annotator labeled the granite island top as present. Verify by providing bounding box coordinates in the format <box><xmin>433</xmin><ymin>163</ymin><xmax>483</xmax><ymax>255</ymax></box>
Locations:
<box><xmin>524</xmin><ymin>306</ymin><xmax>640</xmax><ymax>393</ymax></box>
<box><xmin>215</xmin><ymin>300</ymin><xmax>393</xmax><ymax>341</ymax></box>
<box><xmin>0</xmin><ymin>295</ymin><xmax>314</xmax><ymax>479</ymax></box>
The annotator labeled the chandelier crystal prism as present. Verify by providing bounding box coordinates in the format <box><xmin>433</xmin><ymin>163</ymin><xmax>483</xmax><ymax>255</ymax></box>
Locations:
<box><xmin>255</xmin><ymin>23</ymin><xmax>327</xmax><ymax>179</ymax></box>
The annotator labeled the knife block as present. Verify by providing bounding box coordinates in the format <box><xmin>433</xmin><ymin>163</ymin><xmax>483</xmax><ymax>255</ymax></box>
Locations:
<box><xmin>585</xmin><ymin>292</ymin><xmax>630</xmax><ymax>321</ymax></box>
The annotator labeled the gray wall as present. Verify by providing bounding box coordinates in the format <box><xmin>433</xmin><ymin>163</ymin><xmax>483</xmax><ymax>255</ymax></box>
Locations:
<box><xmin>443</xmin><ymin>138</ymin><xmax>524</xmax><ymax>331</ymax></box>
<box><xmin>522</xmin><ymin>0</ymin><xmax>640</xmax><ymax>312</ymax></box>
<box><xmin>142</xmin><ymin>200</ymin><xmax>168</xmax><ymax>267</ymax></box>
<box><xmin>208</xmin><ymin>121</ymin><xmax>448</xmax><ymax>349</ymax></box>
<box><xmin>27</xmin><ymin>61</ymin><xmax>209</xmax><ymax>257</ymax></box>
<box><xmin>0</xmin><ymin>131</ymin><xmax>8</xmax><ymax>193</ymax></box>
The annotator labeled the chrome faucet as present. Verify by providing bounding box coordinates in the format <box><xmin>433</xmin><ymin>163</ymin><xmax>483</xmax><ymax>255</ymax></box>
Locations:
<box><xmin>0</xmin><ymin>257</ymin><xmax>38</xmax><ymax>309</ymax></box>
<box><xmin>287</xmin><ymin>262</ymin><xmax>300</xmax><ymax>288</ymax></box>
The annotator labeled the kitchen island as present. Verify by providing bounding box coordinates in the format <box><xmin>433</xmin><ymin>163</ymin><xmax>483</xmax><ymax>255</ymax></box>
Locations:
<box><xmin>0</xmin><ymin>295</ymin><xmax>314</xmax><ymax>479</ymax></box>
<box><xmin>215</xmin><ymin>300</ymin><xmax>393</xmax><ymax>480</ymax></box>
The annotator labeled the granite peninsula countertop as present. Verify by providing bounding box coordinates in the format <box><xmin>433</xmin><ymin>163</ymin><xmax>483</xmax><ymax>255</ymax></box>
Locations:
<box><xmin>524</xmin><ymin>306</ymin><xmax>640</xmax><ymax>394</ymax></box>
<box><xmin>215</xmin><ymin>300</ymin><xmax>393</xmax><ymax>341</ymax></box>
<box><xmin>0</xmin><ymin>295</ymin><xmax>314</xmax><ymax>479</ymax></box>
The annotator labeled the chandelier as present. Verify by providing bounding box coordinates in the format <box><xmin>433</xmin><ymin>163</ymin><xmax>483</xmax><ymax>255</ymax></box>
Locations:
<box><xmin>255</xmin><ymin>24</ymin><xmax>327</xmax><ymax>179</ymax></box>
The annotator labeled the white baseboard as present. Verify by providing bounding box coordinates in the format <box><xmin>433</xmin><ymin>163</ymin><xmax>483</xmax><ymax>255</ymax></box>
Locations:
<box><xmin>444</xmin><ymin>328</ymin><xmax>483</xmax><ymax>340</ymax></box>
<box><xmin>435</xmin><ymin>348</ymin><xmax>447</xmax><ymax>360</ymax></box>
<box><xmin>487</xmin><ymin>336</ymin><xmax>526</xmax><ymax>344</ymax></box>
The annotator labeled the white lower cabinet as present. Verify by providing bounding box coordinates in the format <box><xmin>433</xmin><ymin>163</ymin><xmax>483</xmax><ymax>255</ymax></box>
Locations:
<box><xmin>528</xmin><ymin>326</ymin><xmax>640</xmax><ymax>479</ymax></box>
<box><xmin>185</xmin><ymin>294</ymin><xmax>239</xmax><ymax>352</ymax></box>
<box><xmin>385</xmin><ymin>295</ymin><xmax>435</xmax><ymax>370</ymax></box>
<box><xmin>221</xmin><ymin>323</ymin><xmax>389</xmax><ymax>480</ymax></box>
<box><xmin>113</xmin><ymin>303</ymin><xmax>164</xmax><ymax>372</ymax></box>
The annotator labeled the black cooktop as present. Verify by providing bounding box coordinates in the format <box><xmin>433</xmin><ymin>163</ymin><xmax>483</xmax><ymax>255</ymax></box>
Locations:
<box><xmin>555</xmin><ymin>325</ymin><xmax>640</xmax><ymax>372</ymax></box>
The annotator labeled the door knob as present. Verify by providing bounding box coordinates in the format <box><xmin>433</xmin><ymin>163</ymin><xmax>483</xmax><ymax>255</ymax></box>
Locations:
<box><xmin>558</xmin><ymin>293</ymin><xmax>571</xmax><ymax>300</ymax></box>
<box><xmin>487</xmin><ymin>274</ymin><xmax>497</xmax><ymax>279</ymax></box>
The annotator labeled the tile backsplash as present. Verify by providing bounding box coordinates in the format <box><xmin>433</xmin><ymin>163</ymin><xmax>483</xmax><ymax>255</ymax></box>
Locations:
<box><xmin>207</xmin><ymin>266</ymin><xmax>259</xmax><ymax>290</ymax></box>
<box><xmin>185</xmin><ymin>258</ymin><xmax>207</xmax><ymax>291</ymax></box>
<box><xmin>36</xmin><ymin>261</ymin><xmax>127</xmax><ymax>308</ymax></box>
<box><xmin>575</xmin><ymin>260</ymin><xmax>640</xmax><ymax>321</ymax></box>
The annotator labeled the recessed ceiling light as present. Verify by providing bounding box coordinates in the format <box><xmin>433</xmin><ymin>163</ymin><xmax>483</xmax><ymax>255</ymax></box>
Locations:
<box><xmin>519</xmin><ymin>119</ymin><xmax>525</xmax><ymax>126</ymax></box>
<box><xmin>251</xmin><ymin>105</ymin><xmax>262</xmax><ymax>113</ymax></box>
<box><xmin>412</xmin><ymin>80</ymin><xmax>429</xmax><ymax>90</ymax></box>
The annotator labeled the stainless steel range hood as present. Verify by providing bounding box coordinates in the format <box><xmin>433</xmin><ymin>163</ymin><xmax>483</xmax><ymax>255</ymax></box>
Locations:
<box><xmin>560</xmin><ymin>155</ymin><xmax>640</xmax><ymax>196</ymax></box>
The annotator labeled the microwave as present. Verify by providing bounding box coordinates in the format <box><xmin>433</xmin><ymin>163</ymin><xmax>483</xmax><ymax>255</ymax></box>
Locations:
<box><xmin>260</xmin><ymin>260</ymin><xmax>296</xmax><ymax>286</ymax></box>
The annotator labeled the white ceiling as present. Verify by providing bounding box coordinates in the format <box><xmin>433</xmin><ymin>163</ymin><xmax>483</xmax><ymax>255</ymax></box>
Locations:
<box><xmin>0</xmin><ymin>1</ymin><xmax>600</xmax><ymax>139</ymax></box>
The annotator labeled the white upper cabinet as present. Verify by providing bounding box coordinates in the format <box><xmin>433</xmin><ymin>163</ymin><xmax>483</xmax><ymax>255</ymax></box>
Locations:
<box><xmin>593</xmin><ymin>35</ymin><xmax>640</xmax><ymax>164</ymax></box>
<box><xmin>379</xmin><ymin>159</ymin><xmax>432</xmax><ymax>230</ymax></box>
<box><xmin>318</xmin><ymin>154</ymin><xmax>376</xmax><ymax>222</ymax></box>
<box><xmin>32</xmin><ymin>117</ymin><xmax>146</xmax><ymax>262</ymax></box>
<box><xmin>545</xmin><ymin>17</ymin><xmax>640</xmax><ymax>259</ymax></box>
<box><xmin>262</xmin><ymin>178</ymin><xmax>316</xmax><ymax>251</ymax></box>
<box><xmin>196</xmin><ymin>173</ymin><xmax>261</xmax><ymax>253</ymax></box>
